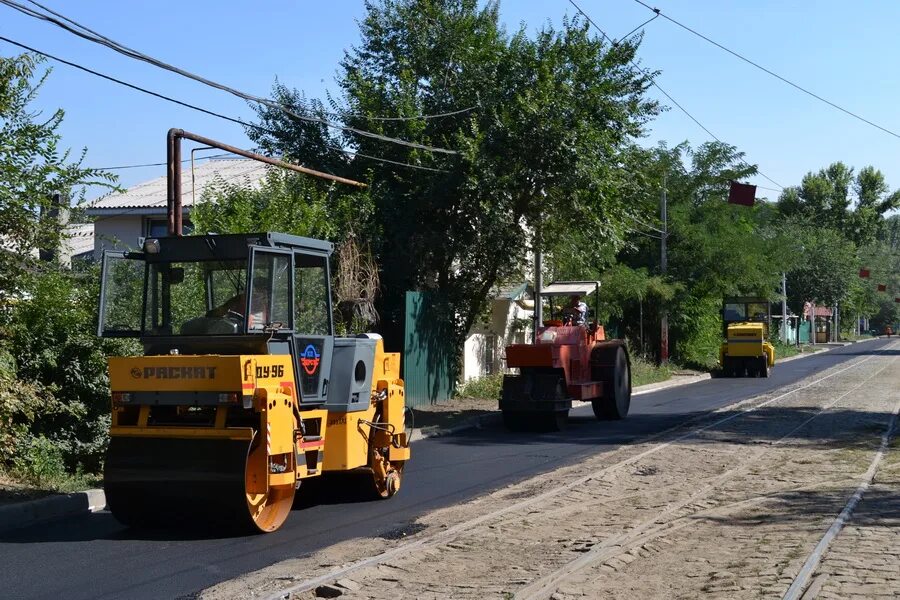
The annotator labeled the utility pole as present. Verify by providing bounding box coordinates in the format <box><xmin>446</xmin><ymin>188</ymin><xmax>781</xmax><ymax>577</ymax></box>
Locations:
<box><xmin>781</xmin><ymin>272</ymin><xmax>788</xmax><ymax>345</ymax></box>
<box><xmin>834</xmin><ymin>302</ymin><xmax>839</xmax><ymax>342</ymax></box>
<box><xmin>639</xmin><ymin>297</ymin><xmax>644</xmax><ymax>354</ymax></box>
<box><xmin>660</xmin><ymin>174</ymin><xmax>669</xmax><ymax>365</ymax></box>
<box><xmin>533</xmin><ymin>229</ymin><xmax>542</xmax><ymax>344</ymax></box>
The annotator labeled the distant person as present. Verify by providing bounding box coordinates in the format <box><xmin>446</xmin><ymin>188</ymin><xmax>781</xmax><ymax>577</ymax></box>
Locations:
<box><xmin>887</xmin><ymin>325</ymin><xmax>893</xmax><ymax>338</ymax></box>
<box><xmin>563</xmin><ymin>294</ymin><xmax>588</xmax><ymax>327</ymax></box>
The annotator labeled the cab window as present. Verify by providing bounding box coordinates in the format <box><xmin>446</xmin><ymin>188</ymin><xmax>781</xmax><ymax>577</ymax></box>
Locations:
<box><xmin>295</xmin><ymin>254</ymin><xmax>330</xmax><ymax>335</ymax></box>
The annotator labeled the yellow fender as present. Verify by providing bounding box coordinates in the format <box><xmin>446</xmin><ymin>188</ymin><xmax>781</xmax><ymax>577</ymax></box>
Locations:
<box><xmin>764</xmin><ymin>342</ymin><xmax>775</xmax><ymax>367</ymax></box>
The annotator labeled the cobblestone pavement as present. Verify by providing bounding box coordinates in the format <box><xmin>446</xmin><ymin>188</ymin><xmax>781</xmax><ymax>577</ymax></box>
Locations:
<box><xmin>200</xmin><ymin>342</ymin><xmax>900</xmax><ymax>600</ymax></box>
<box><xmin>809</xmin><ymin>438</ymin><xmax>900</xmax><ymax>600</ymax></box>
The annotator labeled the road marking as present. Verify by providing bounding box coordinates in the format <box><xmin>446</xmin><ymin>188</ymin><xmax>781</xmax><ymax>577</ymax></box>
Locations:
<box><xmin>262</xmin><ymin>345</ymin><xmax>890</xmax><ymax>600</ymax></box>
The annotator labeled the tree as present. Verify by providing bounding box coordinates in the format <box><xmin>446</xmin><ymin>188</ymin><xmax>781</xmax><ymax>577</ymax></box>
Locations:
<box><xmin>777</xmin><ymin>162</ymin><xmax>900</xmax><ymax>246</ymax></box>
<box><xmin>598</xmin><ymin>141</ymin><xmax>791</xmax><ymax>366</ymax></box>
<box><xmin>0</xmin><ymin>53</ymin><xmax>114</xmax><ymax>300</ymax></box>
<box><xmin>249</xmin><ymin>0</ymin><xmax>660</xmax><ymax>360</ymax></box>
<box><xmin>785</xmin><ymin>225</ymin><xmax>858</xmax><ymax>312</ymax></box>
<box><xmin>191</xmin><ymin>167</ymin><xmax>373</xmax><ymax>242</ymax></box>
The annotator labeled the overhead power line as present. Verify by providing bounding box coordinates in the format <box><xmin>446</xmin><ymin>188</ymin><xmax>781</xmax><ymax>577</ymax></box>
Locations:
<box><xmin>566</xmin><ymin>0</ymin><xmax>784</xmax><ymax>191</ymax></box>
<box><xmin>630</xmin><ymin>0</ymin><xmax>900</xmax><ymax>141</ymax></box>
<box><xmin>0</xmin><ymin>35</ymin><xmax>446</xmax><ymax>174</ymax></box>
<box><xmin>0</xmin><ymin>0</ymin><xmax>459</xmax><ymax>154</ymax></box>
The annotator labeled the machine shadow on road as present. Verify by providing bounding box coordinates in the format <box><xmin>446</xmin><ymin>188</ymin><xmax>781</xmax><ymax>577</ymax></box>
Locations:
<box><xmin>0</xmin><ymin>510</ymin><xmax>262</xmax><ymax>544</ymax></box>
<box><xmin>0</xmin><ymin>471</ymin><xmax>401</xmax><ymax>545</ymax></box>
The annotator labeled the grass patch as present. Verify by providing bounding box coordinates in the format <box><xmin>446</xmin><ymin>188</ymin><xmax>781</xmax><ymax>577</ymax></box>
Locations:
<box><xmin>457</xmin><ymin>357</ymin><xmax>678</xmax><ymax>399</ymax></box>
<box><xmin>630</xmin><ymin>355</ymin><xmax>677</xmax><ymax>387</ymax></box>
<box><xmin>0</xmin><ymin>469</ymin><xmax>101</xmax><ymax>507</ymax></box>
<box><xmin>772</xmin><ymin>342</ymin><xmax>802</xmax><ymax>360</ymax></box>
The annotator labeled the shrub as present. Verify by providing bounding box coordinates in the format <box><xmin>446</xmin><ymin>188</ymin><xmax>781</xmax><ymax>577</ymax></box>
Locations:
<box><xmin>456</xmin><ymin>372</ymin><xmax>504</xmax><ymax>400</ymax></box>
<box><xmin>12</xmin><ymin>434</ymin><xmax>67</xmax><ymax>488</ymax></box>
<box><xmin>1</xmin><ymin>268</ymin><xmax>138</xmax><ymax>480</ymax></box>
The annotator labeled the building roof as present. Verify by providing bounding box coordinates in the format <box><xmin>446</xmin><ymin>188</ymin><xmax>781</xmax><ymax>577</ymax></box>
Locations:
<box><xmin>62</xmin><ymin>223</ymin><xmax>94</xmax><ymax>258</ymax></box>
<box><xmin>496</xmin><ymin>282</ymin><xmax>531</xmax><ymax>301</ymax></box>
<box><xmin>86</xmin><ymin>159</ymin><xmax>269</xmax><ymax>215</ymax></box>
<box><xmin>803</xmin><ymin>302</ymin><xmax>833</xmax><ymax>318</ymax></box>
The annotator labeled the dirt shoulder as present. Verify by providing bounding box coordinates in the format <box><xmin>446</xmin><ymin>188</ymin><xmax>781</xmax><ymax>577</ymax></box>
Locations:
<box><xmin>201</xmin><ymin>341</ymin><xmax>899</xmax><ymax>600</ymax></box>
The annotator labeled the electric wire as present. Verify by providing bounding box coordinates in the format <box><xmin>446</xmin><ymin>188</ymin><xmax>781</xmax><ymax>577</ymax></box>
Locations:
<box><xmin>630</xmin><ymin>0</ymin><xmax>900</xmax><ymax>141</ymax></box>
<box><xmin>566</xmin><ymin>0</ymin><xmax>784</xmax><ymax>191</ymax></box>
<box><xmin>24</xmin><ymin>0</ymin><xmax>475</xmax><ymax>124</ymax></box>
<box><xmin>616</xmin><ymin>10</ymin><xmax>659</xmax><ymax>43</ymax></box>
<box><xmin>626</xmin><ymin>213</ymin><xmax>664</xmax><ymax>234</ymax></box>
<box><xmin>0</xmin><ymin>35</ymin><xmax>447</xmax><ymax>174</ymax></box>
<box><xmin>0</xmin><ymin>0</ymin><xmax>459</xmax><ymax>154</ymax></box>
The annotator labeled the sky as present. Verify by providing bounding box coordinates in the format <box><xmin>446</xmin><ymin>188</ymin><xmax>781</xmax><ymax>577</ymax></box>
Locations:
<box><xmin>2</xmin><ymin>0</ymin><xmax>900</xmax><ymax>204</ymax></box>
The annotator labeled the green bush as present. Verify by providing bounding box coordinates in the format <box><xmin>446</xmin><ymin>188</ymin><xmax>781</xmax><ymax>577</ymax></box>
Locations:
<box><xmin>456</xmin><ymin>372</ymin><xmax>504</xmax><ymax>400</ymax></box>
<box><xmin>12</xmin><ymin>434</ymin><xmax>67</xmax><ymax>487</ymax></box>
<box><xmin>1</xmin><ymin>268</ymin><xmax>138</xmax><ymax>481</ymax></box>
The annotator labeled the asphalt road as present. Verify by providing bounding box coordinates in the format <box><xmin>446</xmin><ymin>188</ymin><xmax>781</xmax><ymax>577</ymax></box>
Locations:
<box><xmin>0</xmin><ymin>339</ymin><xmax>892</xmax><ymax>600</ymax></box>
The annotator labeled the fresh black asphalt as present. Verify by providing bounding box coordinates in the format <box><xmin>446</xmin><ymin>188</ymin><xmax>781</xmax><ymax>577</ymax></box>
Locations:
<box><xmin>0</xmin><ymin>339</ymin><xmax>893</xmax><ymax>600</ymax></box>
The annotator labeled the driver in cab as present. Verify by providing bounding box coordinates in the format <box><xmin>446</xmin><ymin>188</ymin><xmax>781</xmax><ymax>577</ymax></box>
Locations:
<box><xmin>562</xmin><ymin>294</ymin><xmax>588</xmax><ymax>327</ymax></box>
<box><xmin>207</xmin><ymin>282</ymin><xmax>270</xmax><ymax>330</ymax></box>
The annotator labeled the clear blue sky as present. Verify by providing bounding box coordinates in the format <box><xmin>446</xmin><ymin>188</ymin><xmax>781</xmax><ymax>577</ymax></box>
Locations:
<box><xmin>2</xmin><ymin>0</ymin><xmax>899</xmax><ymax>203</ymax></box>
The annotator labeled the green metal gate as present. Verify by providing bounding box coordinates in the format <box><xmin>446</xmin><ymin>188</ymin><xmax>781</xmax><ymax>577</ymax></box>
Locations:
<box><xmin>403</xmin><ymin>291</ymin><xmax>456</xmax><ymax>407</ymax></box>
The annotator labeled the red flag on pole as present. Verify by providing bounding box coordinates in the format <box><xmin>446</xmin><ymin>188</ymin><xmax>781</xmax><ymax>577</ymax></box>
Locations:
<box><xmin>728</xmin><ymin>181</ymin><xmax>756</xmax><ymax>206</ymax></box>
<box><xmin>859</xmin><ymin>268</ymin><xmax>870</xmax><ymax>278</ymax></box>
<box><xmin>878</xmin><ymin>284</ymin><xmax>887</xmax><ymax>292</ymax></box>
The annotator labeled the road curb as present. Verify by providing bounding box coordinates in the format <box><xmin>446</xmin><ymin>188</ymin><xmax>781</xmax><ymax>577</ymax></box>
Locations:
<box><xmin>0</xmin><ymin>488</ymin><xmax>105</xmax><ymax>534</ymax></box>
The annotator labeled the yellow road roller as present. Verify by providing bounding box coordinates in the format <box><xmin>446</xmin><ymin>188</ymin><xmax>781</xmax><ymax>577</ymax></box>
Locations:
<box><xmin>719</xmin><ymin>297</ymin><xmax>775</xmax><ymax>378</ymax></box>
<box><xmin>97</xmin><ymin>232</ymin><xmax>410</xmax><ymax>533</ymax></box>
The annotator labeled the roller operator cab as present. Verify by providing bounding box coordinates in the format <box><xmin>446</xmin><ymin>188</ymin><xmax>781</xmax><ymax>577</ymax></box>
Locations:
<box><xmin>719</xmin><ymin>297</ymin><xmax>776</xmax><ymax>378</ymax></box>
<box><xmin>501</xmin><ymin>281</ymin><xmax>632</xmax><ymax>432</ymax></box>
<box><xmin>97</xmin><ymin>232</ymin><xmax>409</xmax><ymax>533</ymax></box>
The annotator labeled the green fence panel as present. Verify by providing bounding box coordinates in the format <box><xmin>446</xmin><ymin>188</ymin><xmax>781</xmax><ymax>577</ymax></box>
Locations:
<box><xmin>403</xmin><ymin>291</ymin><xmax>456</xmax><ymax>407</ymax></box>
<box><xmin>798</xmin><ymin>321</ymin><xmax>810</xmax><ymax>344</ymax></box>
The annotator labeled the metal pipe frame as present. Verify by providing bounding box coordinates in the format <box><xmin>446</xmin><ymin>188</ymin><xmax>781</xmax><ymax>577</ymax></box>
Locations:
<box><xmin>166</xmin><ymin>128</ymin><xmax>366</xmax><ymax>236</ymax></box>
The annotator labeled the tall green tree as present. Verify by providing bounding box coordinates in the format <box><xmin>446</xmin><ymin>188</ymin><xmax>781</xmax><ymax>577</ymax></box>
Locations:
<box><xmin>248</xmin><ymin>0</ymin><xmax>660</xmax><ymax>357</ymax></box>
<box><xmin>0</xmin><ymin>53</ymin><xmax>114</xmax><ymax>300</ymax></box>
<box><xmin>777</xmin><ymin>162</ymin><xmax>900</xmax><ymax>246</ymax></box>
<box><xmin>785</xmin><ymin>225</ymin><xmax>858</xmax><ymax>312</ymax></box>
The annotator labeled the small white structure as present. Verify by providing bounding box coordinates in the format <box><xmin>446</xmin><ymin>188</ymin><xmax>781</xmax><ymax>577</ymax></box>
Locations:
<box><xmin>86</xmin><ymin>159</ymin><xmax>268</xmax><ymax>257</ymax></box>
<box><xmin>462</xmin><ymin>282</ymin><xmax>534</xmax><ymax>381</ymax></box>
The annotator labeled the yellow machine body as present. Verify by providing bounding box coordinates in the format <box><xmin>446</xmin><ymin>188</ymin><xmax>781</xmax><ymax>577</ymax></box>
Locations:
<box><xmin>105</xmin><ymin>338</ymin><xmax>409</xmax><ymax>533</ymax></box>
<box><xmin>719</xmin><ymin>321</ymin><xmax>775</xmax><ymax>377</ymax></box>
<box><xmin>322</xmin><ymin>345</ymin><xmax>409</xmax><ymax>471</ymax></box>
<box><xmin>99</xmin><ymin>231</ymin><xmax>411</xmax><ymax>533</ymax></box>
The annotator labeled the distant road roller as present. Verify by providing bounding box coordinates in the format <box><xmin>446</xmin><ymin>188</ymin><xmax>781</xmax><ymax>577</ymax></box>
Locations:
<box><xmin>501</xmin><ymin>281</ymin><xmax>631</xmax><ymax>431</ymax></box>
<box><xmin>719</xmin><ymin>296</ymin><xmax>775</xmax><ymax>378</ymax></box>
<box><xmin>97</xmin><ymin>232</ymin><xmax>409</xmax><ymax>533</ymax></box>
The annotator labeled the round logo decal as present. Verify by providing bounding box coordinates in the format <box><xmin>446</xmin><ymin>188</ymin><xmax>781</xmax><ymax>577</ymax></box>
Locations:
<box><xmin>130</xmin><ymin>367</ymin><xmax>142</xmax><ymax>379</ymax></box>
<box><xmin>300</xmin><ymin>344</ymin><xmax>321</xmax><ymax>376</ymax></box>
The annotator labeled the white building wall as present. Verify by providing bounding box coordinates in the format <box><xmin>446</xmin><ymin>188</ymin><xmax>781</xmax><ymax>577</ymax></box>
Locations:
<box><xmin>93</xmin><ymin>216</ymin><xmax>143</xmax><ymax>258</ymax></box>
<box><xmin>462</xmin><ymin>296</ymin><xmax>533</xmax><ymax>382</ymax></box>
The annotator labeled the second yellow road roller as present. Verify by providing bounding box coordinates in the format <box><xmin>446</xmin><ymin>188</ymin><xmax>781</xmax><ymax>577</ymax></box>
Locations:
<box><xmin>97</xmin><ymin>231</ymin><xmax>410</xmax><ymax>533</ymax></box>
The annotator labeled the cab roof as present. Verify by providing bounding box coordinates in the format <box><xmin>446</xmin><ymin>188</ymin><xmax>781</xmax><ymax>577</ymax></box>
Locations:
<box><xmin>137</xmin><ymin>232</ymin><xmax>333</xmax><ymax>262</ymax></box>
<box><xmin>540</xmin><ymin>281</ymin><xmax>601</xmax><ymax>297</ymax></box>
